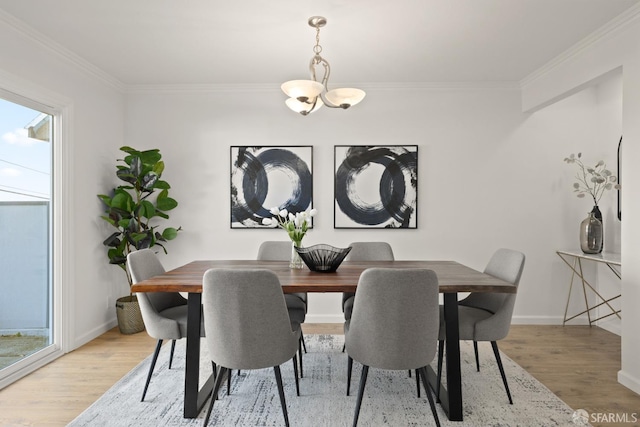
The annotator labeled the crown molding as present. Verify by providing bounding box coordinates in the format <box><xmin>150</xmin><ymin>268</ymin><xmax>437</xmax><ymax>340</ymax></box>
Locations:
<box><xmin>125</xmin><ymin>81</ymin><xmax>520</xmax><ymax>94</ymax></box>
<box><xmin>125</xmin><ymin>83</ymin><xmax>280</xmax><ymax>94</ymax></box>
<box><xmin>357</xmin><ymin>81</ymin><xmax>520</xmax><ymax>90</ymax></box>
<box><xmin>520</xmin><ymin>3</ymin><xmax>640</xmax><ymax>88</ymax></box>
<box><xmin>0</xmin><ymin>9</ymin><xmax>125</xmax><ymax>93</ymax></box>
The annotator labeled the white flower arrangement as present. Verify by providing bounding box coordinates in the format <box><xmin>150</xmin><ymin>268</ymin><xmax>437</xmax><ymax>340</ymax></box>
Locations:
<box><xmin>262</xmin><ymin>207</ymin><xmax>318</xmax><ymax>246</ymax></box>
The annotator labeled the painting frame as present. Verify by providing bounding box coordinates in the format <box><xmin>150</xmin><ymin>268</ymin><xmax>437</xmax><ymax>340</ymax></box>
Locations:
<box><xmin>230</xmin><ymin>145</ymin><xmax>313</xmax><ymax>229</ymax></box>
<box><xmin>334</xmin><ymin>145</ymin><xmax>418</xmax><ymax>229</ymax></box>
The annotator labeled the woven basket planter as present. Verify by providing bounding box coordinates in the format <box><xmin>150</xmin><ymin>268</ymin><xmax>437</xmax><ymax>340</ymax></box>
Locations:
<box><xmin>115</xmin><ymin>295</ymin><xmax>145</xmax><ymax>335</ymax></box>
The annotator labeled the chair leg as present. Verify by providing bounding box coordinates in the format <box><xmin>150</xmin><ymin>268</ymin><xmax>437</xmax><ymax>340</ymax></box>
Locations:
<box><xmin>226</xmin><ymin>367</ymin><xmax>231</xmax><ymax>395</ymax></box>
<box><xmin>141</xmin><ymin>339</ymin><xmax>163</xmax><ymax>402</ymax></box>
<box><xmin>203</xmin><ymin>366</ymin><xmax>228</xmax><ymax>426</ymax></box>
<box><xmin>415</xmin><ymin>368</ymin><xmax>420</xmax><ymax>398</ymax></box>
<box><xmin>292</xmin><ymin>354</ymin><xmax>300</xmax><ymax>396</ymax></box>
<box><xmin>491</xmin><ymin>341</ymin><xmax>513</xmax><ymax>404</ymax></box>
<box><xmin>347</xmin><ymin>355</ymin><xmax>354</xmax><ymax>396</ymax></box>
<box><xmin>342</xmin><ymin>343</ymin><xmax>346</xmax><ymax>353</ymax></box>
<box><xmin>298</xmin><ymin>336</ymin><xmax>304</xmax><ymax>378</ymax></box>
<box><xmin>474</xmin><ymin>341</ymin><xmax>480</xmax><ymax>372</ymax></box>
<box><xmin>301</xmin><ymin>331</ymin><xmax>307</xmax><ymax>353</ymax></box>
<box><xmin>168</xmin><ymin>339</ymin><xmax>177</xmax><ymax>369</ymax></box>
<box><xmin>211</xmin><ymin>361</ymin><xmax>219</xmax><ymax>401</ymax></box>
<box><xmin>352</xmin><ymin>365</ymin><xmax>369</xmax><ymax>427</ymax></box>
<box><xmin>273</xmin><ymin>365</ymin><xmax>290</xmax><ymax>427</ymax></box>
<box><xmin>419</xmin><ymin>367</ymin><xmax>441</xmax><ymax>427</ymax></box>
<box><xmin>436</xmin><ymin>340</ymin><xmax>444</xmax><ymax>402</ymax></box>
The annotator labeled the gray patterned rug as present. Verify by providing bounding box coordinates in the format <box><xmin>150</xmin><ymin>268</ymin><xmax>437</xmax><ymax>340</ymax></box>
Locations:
<box><xmin>68</xmin><ymin>334</ymin><xmax>581</xmax><ymax>426</ymax></box>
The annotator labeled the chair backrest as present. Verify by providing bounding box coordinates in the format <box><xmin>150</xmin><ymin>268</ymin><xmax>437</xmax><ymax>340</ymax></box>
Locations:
<box><xmin>202</xmin><ymin>268</ymin><xmax>298</xmax><ymax>370</ymax></box>
<box><xmin>257</xmin><ymin>241</ymin><xmax>292</xmax><ymax>261</ymax></box>
<box><xmin>345</xmin><ymin>242</ymin><xmax>395</xmax><ymax>261</ymax></box>
<box><xmin>461</xmin><ymin>248</ymin><xmax>526</xmax><ymax>313</ymax></box>
<box><xmin>346</xmin><ymin>268</ymin><xmax>439</xmax><ymax>370</ymax></box>
<box><xmin>257</xmin><ymin>241</ymin><xmax>307</xmax><ymax>304</ymax></box>
<box><xmin>484</xmin><ymin>248</ymin><xmax>526</xmax><ymax>285</ymax></box>
<box><xmin>127</xmin><ymin>249</ymin><xmax>186</xmax><ymax>313</ymax></box>
<box><xmin>460</xmin><ymin>248</ymin><xmax>525</xmax><ymax>341</ymax></box>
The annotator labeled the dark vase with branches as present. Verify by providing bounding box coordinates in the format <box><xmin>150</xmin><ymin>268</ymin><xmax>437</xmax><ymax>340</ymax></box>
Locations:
<box><xmin>98</xmin><ymin>146</ymin><xmax>181</xmax><ymax>333</ymax></box>
<box><xmin>564</xmin><ymin>152</ymin><xmax>620</xmax><ymax>253</ymax></box>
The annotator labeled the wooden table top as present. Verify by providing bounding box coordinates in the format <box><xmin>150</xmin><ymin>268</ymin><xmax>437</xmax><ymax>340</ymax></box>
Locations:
<box><xmin>130</xmin><ymin>260</ymin><xmax>516</xmax><ymax>294</ymax></box>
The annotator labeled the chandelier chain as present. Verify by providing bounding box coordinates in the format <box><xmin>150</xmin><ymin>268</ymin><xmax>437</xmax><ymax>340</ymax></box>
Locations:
<box><xmin>313</xmin><ymin>26</ymin><xmax>322</xmax><ymax>55</ymax></box>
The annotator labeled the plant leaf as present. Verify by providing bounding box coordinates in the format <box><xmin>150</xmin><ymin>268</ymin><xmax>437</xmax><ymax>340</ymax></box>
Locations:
<box><xmin>156</xmin><ymin>197</ymin><xmax>178</xmax><ymax>211</ymax></box>
<box><xmin>162</xmin><ymin>227</ymin><xmax>180</xmax><ymax>240</ymax></box>
<box><xmin>138</xmin><ymin>200</ymin><xmax>156</xmax><ymax>219</ymax></box>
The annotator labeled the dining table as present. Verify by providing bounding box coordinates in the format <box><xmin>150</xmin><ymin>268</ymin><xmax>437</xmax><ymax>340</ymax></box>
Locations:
<box><xmin>130</xmin><ymin>259</ymin><xmax>516</xmax><ymax>421</ymax></box>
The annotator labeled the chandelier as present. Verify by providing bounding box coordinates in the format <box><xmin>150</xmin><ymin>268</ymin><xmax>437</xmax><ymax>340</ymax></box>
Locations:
<box><xmin>281</xmin><ymin>16</ymin><xmax>366</xmax><ymax>116</ymax></box>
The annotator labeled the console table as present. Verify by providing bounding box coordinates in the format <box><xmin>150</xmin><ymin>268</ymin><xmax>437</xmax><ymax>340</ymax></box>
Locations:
<box><xmin>556</xmin><ymin>250</ymin><xmax>621</xmax><ymax>325</ymax></box>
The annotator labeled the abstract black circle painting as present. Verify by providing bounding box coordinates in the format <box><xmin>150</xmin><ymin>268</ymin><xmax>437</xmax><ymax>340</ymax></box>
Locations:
<box><xmin>231</xmin><ymin>146</ymin><xmax>313</xmax><ymax>228</ymax></box>
<box><xmin>334</xmin><ymin>145</ymin><xmax>417</xmax><ymax>228</ymax></box>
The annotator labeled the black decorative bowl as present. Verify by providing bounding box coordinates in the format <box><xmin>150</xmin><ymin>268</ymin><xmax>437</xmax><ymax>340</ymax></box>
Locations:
<box><xmin>295</xmin><ymin>244</ymin><xmax>352</xmax><ymax>273</ymax></box>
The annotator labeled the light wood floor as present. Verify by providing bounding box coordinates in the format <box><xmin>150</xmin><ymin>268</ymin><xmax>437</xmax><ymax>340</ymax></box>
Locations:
<box><xmin>0</xmin><ymin>325</ymin><xmax>638</xmax><ymax>427</ymax></box>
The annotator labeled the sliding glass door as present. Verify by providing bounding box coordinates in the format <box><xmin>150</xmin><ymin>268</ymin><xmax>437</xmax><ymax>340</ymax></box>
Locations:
<box><xmin>0</xmin><ymin>97</ymin><xmax>53</xmax><ymax>378</ymax></box>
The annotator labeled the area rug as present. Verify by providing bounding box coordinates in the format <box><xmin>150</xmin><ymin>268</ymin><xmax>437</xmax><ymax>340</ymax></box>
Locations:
<box><xmin>68</xmin><ymin>335</ymin><xmax>581</xmax><ymax>426</ymax></box>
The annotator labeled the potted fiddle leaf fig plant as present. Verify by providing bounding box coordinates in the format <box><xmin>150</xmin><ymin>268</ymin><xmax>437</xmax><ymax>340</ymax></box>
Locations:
<box><xmin>98</xmin><ymin>146</ymin><xmax>181</xmax><ymax>334</ymax></box>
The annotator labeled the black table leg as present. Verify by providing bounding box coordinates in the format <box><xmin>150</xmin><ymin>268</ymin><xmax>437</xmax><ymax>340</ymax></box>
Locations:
<box><xmin>426</xmin><ymin>292</ymin><xmax>463</xmax><ymax>421</ymax></box>
<box><xmin>184</xmin><ymin>293</ymin><xmax>216</xmax><ymax>418</ymax></box>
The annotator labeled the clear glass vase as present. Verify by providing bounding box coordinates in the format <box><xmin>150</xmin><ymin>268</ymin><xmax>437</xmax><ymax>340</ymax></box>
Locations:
<box><xmin>580</xmin><ymin>211</ymin><xmax>603</xmax><ymax>254</ymax></box>
<box><xmin>290</xmin><ymin>241</ymin><xmax>304</xmax><ymax>269</ymax></box>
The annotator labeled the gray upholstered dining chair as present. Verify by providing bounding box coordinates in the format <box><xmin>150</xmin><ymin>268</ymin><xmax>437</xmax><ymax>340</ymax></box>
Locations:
<box><xmin>436</xmin><ymin>248</ymin><xmax>525</xmax><ymax>404</ymax></box>
<box><xmin>201</xmin><ymin>268</ymin><xmax>301</xmax><ymax>427</ymax></box>
<box><xmin>257</xmin><ymin>240</ymin><xmax>308</xmax><ymax>373</ymax></box>
<box><xmin>341</xmin><ymin>242</ymin><xmax>395</xmax><ymax>322</ymax></box>
<box><xmin>257</xmin><ymin>240</ymin><xmax>308</xmax><ymax>309</ymax></box>
<box><xmin>344</xmin><ymin>268</ymin><xmax>441</xmax><ymax>427</ymax></box>
<box><xmin>340</xmin><ymin>242</ymin><xmax>395</xmax><ymax>354</ymax></box>
<box><xmin>128</xmin><ymin>249</ymin><xmax>202</xmax><ymax>402</ymax></box>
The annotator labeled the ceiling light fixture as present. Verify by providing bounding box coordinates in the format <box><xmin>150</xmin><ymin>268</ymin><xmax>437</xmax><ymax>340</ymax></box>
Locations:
<box><xmin>281</xmin><ymin>16</ymin><xmax>366</xmax><ymax>116</ymax></box>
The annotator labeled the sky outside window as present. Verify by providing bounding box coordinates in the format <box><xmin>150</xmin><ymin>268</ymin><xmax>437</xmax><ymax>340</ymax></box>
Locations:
<box><xmin>0</xmin><ymin>98</ymin><xmax>51</xmax><ymax>201</ymax></box>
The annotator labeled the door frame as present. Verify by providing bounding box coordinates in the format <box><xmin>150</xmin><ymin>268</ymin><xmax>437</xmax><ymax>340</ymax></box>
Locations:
<box><xmin>0</xmin><ymin>72</ymin><xmax>74</xmax><ymax>389</ymax></box>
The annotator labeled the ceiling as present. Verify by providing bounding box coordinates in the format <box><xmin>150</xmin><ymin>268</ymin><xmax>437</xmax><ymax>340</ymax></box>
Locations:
<box><xmin>0</xmin><ymin>0</ymin><xmax>638</xmax><ymax>87</ymax></box>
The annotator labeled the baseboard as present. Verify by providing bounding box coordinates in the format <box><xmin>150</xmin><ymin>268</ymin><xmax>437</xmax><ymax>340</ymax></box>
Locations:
<box><xmin>618</xmin><ymin>369</ymin><xmax>640</xmax><ymax>395</ymax></box>
<box><xmin>305</xmin><ymin>314</ymin><xmax>344</xmax><ymax>323</ymax></box>
<box><xmin>307</xmin><ymin>314</ymin><xmax>619</xmax><ymax>329</ymax></box>
<box><xmin>596</xmin><ymin>319</ymin><xmax>621</xmax><ymax>336</ymax></box>
<box><xmin>307</xmin><ymin>314</ymin><xmax>592</xmax><ymax>325</ymax></box>
<box><xmin>511</xmin><ymin>315</ymin><xmax>586</xmax><ymax>325</ymax></box>
<box><xmin>72</xmin><ymin>318</ymin><xmax>118</xmax><ymax>351</ymax></box>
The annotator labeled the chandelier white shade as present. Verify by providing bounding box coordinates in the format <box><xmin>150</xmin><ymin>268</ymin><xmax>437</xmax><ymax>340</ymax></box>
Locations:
<box><xmin>282</xmin><ymin>16</ymin><xmax>366</xmax><ymax>116</ymax></box>
<box><xmin>285</xmin><ymin>96</ymin><xmax>324</xmax><ymax>115</ymax></box>
<box><xmin>325</xmin><ymin>88</ymin><xmax>366</xmax><ymax>109</ymax></box>
<box><xmin>281</xmin><ymin>80</ymin><xmax>324</xmax><ymax>102</ymax></box>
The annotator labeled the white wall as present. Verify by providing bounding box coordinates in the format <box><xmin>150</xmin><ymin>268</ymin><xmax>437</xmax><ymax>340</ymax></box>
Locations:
<box><xmin>123</xmin><ymin>84</ymin><xmax>619</xmax><ymax>325</ymax></box>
